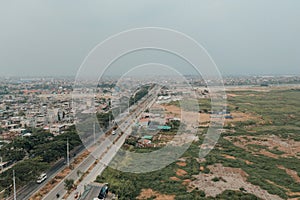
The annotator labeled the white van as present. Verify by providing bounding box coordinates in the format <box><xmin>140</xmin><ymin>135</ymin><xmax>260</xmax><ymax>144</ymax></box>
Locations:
<box><xmin>37</xmin><ymin>173</ymin><xmax>47</xmax><ymax>183</ymax></box>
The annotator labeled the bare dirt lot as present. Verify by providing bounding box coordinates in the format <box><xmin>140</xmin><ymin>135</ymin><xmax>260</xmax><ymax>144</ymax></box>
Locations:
<box><xmin>176</xmin><ymin>161</ymin><xmax>187</xmax><ymax>167</ymax></box>
<box><xmin>222</xmin><ymin>154</ymin><xmax>236</xmax><ymax>160</ymax></box>
<box><xmin>163</xmin><ymin>104</ymin><xmax>260</xmax><ymax>128</ymax></box>
<box><xmin>169</xmin><ymin>176</ymin><xmax>181</xmax><ymax>181</ymax></box>
<box><xmin>278</xmin><ymin>165</ymin><xmax>300</xmax><ymax>183</ymax></box>
<box><xmin>176</xmin><ymin>169</ymin><xmax>188</xmax><ymax>177</ymax></box>
<box><xmin>137</xmin><ymin>189</ymin><xmax>175</xmax><ymax>200</ymax></box>
<box><xmin>225</xmin><ymin>135</ymin><xmax>300</xmax><ymax>159</ymax></box>
<box><xmin>189</xmin><ymin>163</ymin><xmax>283</xmax><ymax>200</ymax></box>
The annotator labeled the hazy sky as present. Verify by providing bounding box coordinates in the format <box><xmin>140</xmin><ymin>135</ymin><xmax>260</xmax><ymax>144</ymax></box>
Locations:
<box><xmin>0</xmin><ymin>0</ymin><xmax>299</xmax><ymax>77</ymax></box>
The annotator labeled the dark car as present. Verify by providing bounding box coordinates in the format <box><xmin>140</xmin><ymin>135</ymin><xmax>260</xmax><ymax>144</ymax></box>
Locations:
<box><xmin>98</xmin><ymin>184</ymin><xmax>109</xmax><ymax>199</ymax></box>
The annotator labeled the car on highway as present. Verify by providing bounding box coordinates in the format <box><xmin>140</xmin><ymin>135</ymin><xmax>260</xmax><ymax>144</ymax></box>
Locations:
<box><xmin>36</xmin><ymin>173</ymin><xmax>47</xmax><ymax>183</ymax></box>
<box><xmin>74</xmin><ymin>191</ymin><xmax>80</xmax><ymax>199</ymax></box>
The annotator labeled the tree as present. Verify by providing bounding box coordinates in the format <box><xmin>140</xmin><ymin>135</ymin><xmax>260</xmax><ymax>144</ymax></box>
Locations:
<box><xmin>77</xmin><ymin>170</ymin><xmax>83</xmax><ymax>177</ymax></box>
<box><xmin>97</xmin><ymin>111</ymin><xmax>114</xmax><ymax>129</ymax></box>
<box><xmin>64</xmin><ymin>179</ymin><xmax>74</xmax><ymax>191</ymax></box>
<box><xmin>113</xmin><ymin>180</ymin><xmax>136</xmax><ymax>200</ymax></box>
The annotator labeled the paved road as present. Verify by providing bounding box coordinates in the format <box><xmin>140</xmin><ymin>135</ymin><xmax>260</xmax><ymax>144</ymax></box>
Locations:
<box><xmin>42</xmin><ymin>143</ymin><xmax>110</xmax><ymax>200</ymax></box>
<box><xmin>42</xmin><ymin>85</ymin><xmax>160</xmax><ymax>200</ymax></box>
<box><xmin>6</xmin><ymin>145</ymin><xmax>85</xmax><ymax>200</ymax></box>
<box><xmin>80</xmin><ymin>184</ymin><xmax>114</xmax><ymax>200</ymax></box>
<box><xmin>68</xmin><ymin>126</ymin><xmax>133</xmax><ymax>200</ymax></box>
<box><xmin>68</xmin><ymin>86</ymin><xmax>159</xmax><ymax>199</ymax></box>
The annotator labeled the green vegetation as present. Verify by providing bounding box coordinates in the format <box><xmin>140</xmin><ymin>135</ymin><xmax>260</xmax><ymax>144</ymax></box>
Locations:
<box><xmin>227</xmin><ymin>89</ymin><xmax>300</xmax><ymax>127</ymax></box>
<box><xmin>96</xmin><ymin>157</ymin><xmax>201</xmax><ymax>200</ymax></box>
<box><xmin>96</xmin><ymin>88</ymin><xmax>300</xmax><ymax>199</ymax></box>
<box><xmin>122</xmin><ymin>119</ymin><xmax>182</xmax><ymax>154</ymax></box>
<box><xmin>0</xmin><ymin>126</ymin><xmax>82</xmax><ymax>196</ymax></box>
<box><xmin>31</xmin><ymin>129</ymin><xmax>81</xmax><ymax>163</ymax></box>
<box><xmin>129</xmin><ymin>84</ymin><xmax>153</xmax><ymax>106</ymax></box>
<box><xmin>97</xmin><ymin>83</ymin><xmax>116</xmax><ymax>89</ymax></box>
<box><xmin>96</xmin><ymin>111</ymin><xmax>114</xmax><ymax>129</ymax></box>
<box><xmin>214</xmin><ymin>190</ymin><xmax>262</xmax><ymax>200</ymax></box>
<box><xmin>96</xmin><ymin>139</ymin><xmax>266</xmax><ymax>199</ymax></box>
<box><xmin>167</xmin><ymin>98</ymin><xmax>212</xmax><ymax>113</ymax></box>
<box><xmin>13</xmin><ymin>126</ymin><xmax>81</xmax><ymax>162</ymax></box>
<box><xmin>212</xmin><ymin>89</ymin><xmax>300</xmax><ymax>199</ymax></box>
<box><xmin>64</xmin><ymin>179</ymin><xmax>75</xmax><ymax>191</ymax></box>
<box><xmin>0</xmin><ymin>158</ymin><xmax>49</xmax><ymax>196</ymax></box>
<box><xmin>203</xmin><ymin>138</ymin><xmax>294</xmax><ymax>199</ymax></box>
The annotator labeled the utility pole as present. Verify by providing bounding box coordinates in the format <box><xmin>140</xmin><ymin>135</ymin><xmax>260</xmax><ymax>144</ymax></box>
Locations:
<box><xmin>109</xmin><ymin>114</ymin><xmax>111</xmax><ymax>128</ymax></box>
<box><xmin>128</xmin><ymin>99</ymin><xmax>130</xmax><ymax>114</ymax></box>
<box><xmin>0</xmin><ymin>157</ymin><xmax>3</xmax><ymax>172</ymax></box>
<box><xmin>13</xmin><ymin>170</ymin><xmax>16</xmax><ymax>200</ymax></box>
<box><xmin>93</xmin><ymin>122</ymin><xmax>96</xmax><ymax>144</ymax></box>
<box><xmin>67</xmin><ymin>138</ymin><xmax>70</xmax><ymax>167</ymax></box>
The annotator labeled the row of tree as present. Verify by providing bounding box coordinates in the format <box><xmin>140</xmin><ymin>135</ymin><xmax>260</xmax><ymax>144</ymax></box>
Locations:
<box><xmin>0</xmin><ymin>126</ymin><xmax>82</xmax><ymax>196</ymax></box>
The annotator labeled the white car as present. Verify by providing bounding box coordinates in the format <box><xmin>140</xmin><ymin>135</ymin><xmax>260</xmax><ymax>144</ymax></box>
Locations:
<box><xmin>36</xmin><ymin>173</ymin><xmax>47</xmax><ymax>183</ymax></box>
<box><xmin>112</xmin><ymin>130</ymin><xmax>116</xmax><ymax>135</ymax></box>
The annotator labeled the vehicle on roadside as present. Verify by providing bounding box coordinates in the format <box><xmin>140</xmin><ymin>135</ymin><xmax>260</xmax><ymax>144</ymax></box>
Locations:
<box><xmin>98</xmin><ymin>183</ymin><xmax>109</xmax><ymax>199</ymax></box>
<box><xmin>36</xmin><ymin>173</ymin><xmax>47</xmax><ymax>183</ymax></box>
<box><xmin>74</xmin><ymin>191</ymin><xmax>80</xmax><ymax>199</ymax></box>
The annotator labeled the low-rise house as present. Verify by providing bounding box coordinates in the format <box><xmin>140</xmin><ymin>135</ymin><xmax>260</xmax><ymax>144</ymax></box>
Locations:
<box><xmin>139</xmin><ymin>118</ymin><xmax>150</xmax><ymax>127</ymax></box>
<box><xmin>7</xmin><ymin>124</ymin><xmax>20</xmax><ymax>130</ymax></box>
<box><xmin>137</xmin><ymin>138</ymin><xmax>152</xmax><ymax>147</ymax></box>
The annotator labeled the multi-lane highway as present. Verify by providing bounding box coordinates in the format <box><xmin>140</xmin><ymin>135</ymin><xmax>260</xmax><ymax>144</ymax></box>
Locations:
<box><xmin>6</xmin><ymin>145</ymin><xmax>85</xmax><ymax>200</ymax></box>
<box><xmin>69</xmin><ymin>86</ymin><xmax>159</xmax><ymax>199</ymax></box>
<box><xmin>40</xmin><ymin>85</ymin><xmax>160</xmax><ymax>200</ymax></box>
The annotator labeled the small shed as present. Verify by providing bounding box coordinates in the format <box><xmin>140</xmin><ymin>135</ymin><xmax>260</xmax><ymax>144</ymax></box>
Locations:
<box><xmin>142</xmin><ymin>135</ymin><xmax>153</xmax><ymax>140</ymax></box>
<box><xmin>157</xmin><ymin>125</ymin><xmax>171</xmax><ymax>130</ymax></box>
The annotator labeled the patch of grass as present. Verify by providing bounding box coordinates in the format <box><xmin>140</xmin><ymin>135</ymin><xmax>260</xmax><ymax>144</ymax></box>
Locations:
<box><xmin>97</xmin><ymin>89</ymin><xmax>300</xmax><ymax>200</ymax></box>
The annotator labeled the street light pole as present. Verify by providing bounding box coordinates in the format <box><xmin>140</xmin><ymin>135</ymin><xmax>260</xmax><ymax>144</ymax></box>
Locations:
<box><xmin>128</xmin><ymin>99</ymin><xmax>130</xmax><ymax>114</ymax></box>
<box><xmin>13</xmin><ymin>170</ymin><xmax>16</xmax><ymax>200</ymax></box>
<box><xmin>109</xmin><ymin>114</ymin><xmax>111</xmax><ymax>128</ymax></box>
<box><xmin>0</xmin><ymin>157</ymin><xmax>3</xmax><ymax>172</ymax></box>
<box><xmin>67</xmin><ymin>138</ymin><xmax>70</xmax><ymax>167</ymax></box>
<box><xmin>93</xmin><ymin>122</ymin><xmax>96</xmax><ymax>144</ymax></box>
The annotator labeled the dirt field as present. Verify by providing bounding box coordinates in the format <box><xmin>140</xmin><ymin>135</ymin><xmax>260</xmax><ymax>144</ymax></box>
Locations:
<box><xmin>168</xmin><ymin>133</ymin><xmax>198</xmax><ymax>146</ymax></box>
<box><xmin>169</xmin><ymin>176</ymin><xmax>181</xmax><ymax>181</ymax></box>
<box><xmin>266</xmin><ymin>179</ymin><xmax>300</xmax><ymax>198</ymax></box>
<box><xmin>222</xmin><ymin>154</ymin><xmax>236</xmax><ymax>160</ymax></box>
<box><xmin>176</xmin><ymin>161</ymin><xmax>187</xmax><ymax>167</ymax></box>
<box><xmin>163</xmin><ymin>105</ymin><xmax>201</xmax><ymax>131</ymax></box>
<box><xmin>278</xmin><ymin>165</ymin><xmax>300</xmax><ymax>183</ymax></box>
<box><xmin>189</xmin><ymin>164</ymin><xmax>283</xmax><ymax>200</ymax></box>
<box><xmin>176</xmin><ymin>169</ymin><xmax>187</xmax><ymax>177</ymax></box>
<box><xmin>163</xmin><ymin>104</ymin><xmax>260</xmax><ymax>129</ymax></box>
<box><xmin>137</xmin><ymin>189</ymin><xmax>175</xmax><ymax>200</ymax></box>
<box><xmin>225</xmin><ymin>135</ymin><xmax>300</xmax><ymax>159</ymax></box>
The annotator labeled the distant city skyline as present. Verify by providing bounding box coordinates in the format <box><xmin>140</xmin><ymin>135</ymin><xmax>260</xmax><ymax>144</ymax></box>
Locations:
<box><xmin>0</xmin><ymin>1</ymin><xmax>299</xmax><ymax>77</ymax></box>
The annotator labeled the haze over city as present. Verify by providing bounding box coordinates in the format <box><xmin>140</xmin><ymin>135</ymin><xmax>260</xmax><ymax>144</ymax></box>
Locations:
<box><xmin>1</xmin><ymin>1</ymin><xmax>300</xmax><ymax>200</ymax></box>
<box><xmin>1</xmin><ymin>0</ymin><xmax>299</xmax><ymax>77</ymax></box>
